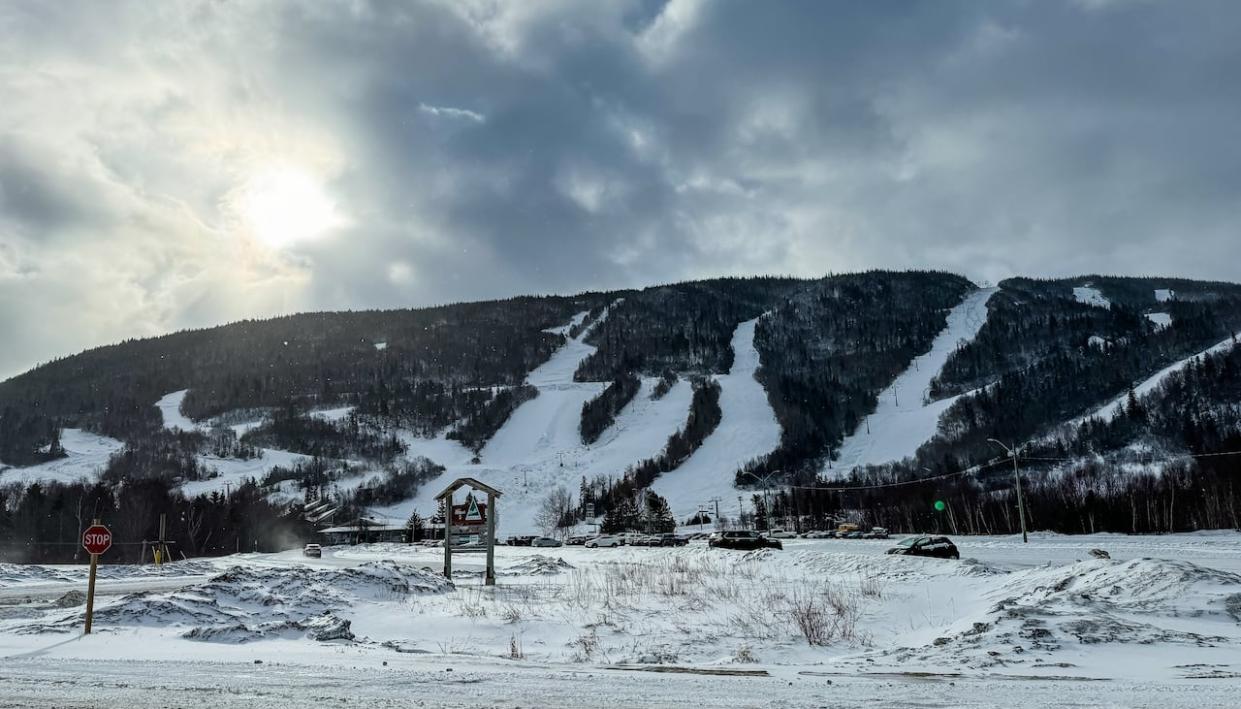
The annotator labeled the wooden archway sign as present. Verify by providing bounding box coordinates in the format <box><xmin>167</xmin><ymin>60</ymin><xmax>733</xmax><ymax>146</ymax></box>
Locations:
<box><xmin>434</xmin><ymin>477</ymin><xmax>502</xmax><ymax>586</ymax></box>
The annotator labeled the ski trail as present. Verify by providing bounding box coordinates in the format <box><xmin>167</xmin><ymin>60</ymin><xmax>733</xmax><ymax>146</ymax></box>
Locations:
<box><xmin>650</xmin><ymin>318</ymin><xmax>782</xmax><ymax>522</ymax></box>
<box><xmin>388</xmin><ymin>306</ymin><xmax>693</xmax><ymax>534</ymax></box>
<box><xmin>1083</xmin><ymin>331</ymin><xmax>1241</xmax><ymax>423</ymax></box>
<box><xmin>823</xmin><ymin>287</ymin><xmax>997</xmax><ymax>479</ymax></box>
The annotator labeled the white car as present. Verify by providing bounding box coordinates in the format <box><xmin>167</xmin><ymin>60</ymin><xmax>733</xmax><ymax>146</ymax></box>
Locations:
<box><xmin>531</xmin><ymin>536</ymin><xmax>563</xmax><ymax>547</ymax></box>
<box><xmin>766</xmin><ymin>529</ymin><xmax>797</xmax><ymax>539</ymax></box>
<box><xmin>585</xmin><ymin>535</ymin><xmax>623</xmax><ymax>548</ymax></box>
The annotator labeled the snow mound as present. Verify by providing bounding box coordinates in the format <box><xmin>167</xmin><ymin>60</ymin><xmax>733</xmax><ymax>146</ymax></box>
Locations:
<box><xmin>873</xmin><ymin>558</ymin><xmax>1241</xmax><ymax>672</ymax></box>
<box><xmin>506</xmin><ymin>555</ymin><xmax>574</xmax><ymax>575</ymax></box>
<box><xmin>15</xmin><ymin>561</ymin><xmax>452</xmax><ymax>641</ymax></box>
<box><xmin>0</xmin><ymin>564</ymin><xmax>74</xmax><ymax>588</ymax></box>
<box><xmin>0</xmin><ymin>560</ymin><xmax>220</xmax><ymax>590</ymax></box>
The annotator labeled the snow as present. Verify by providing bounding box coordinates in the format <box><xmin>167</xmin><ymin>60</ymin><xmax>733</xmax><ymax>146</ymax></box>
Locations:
<box><xmin>1088</xmin><ymin>334</ymin><xmax>1109</xmax><ymax>349</ymax></box>
<box><xmin>650</xmin><ymin>318</ymin><xmax>782</xmax><ymax>521</ymax></box>
<box><xmin>824</xmin><ymin>288</ymin><xmax>997</xmax><ymax>478</ymax></box>
<box><xmin>0</xmin><ymin>428</ymin><xmax>123</xmax><ymax>486</ymax></box>
<box><xmin>1073</xmin><ymin>285</ymin><xmax>1111</xmax><ymax>309</ymax></box>
<box><xmin>3</xmin><ymin>532</ymin><xmax>1241</xmax><ymax>706</ymax></box>
<box><xmin>378</xmin><ymin>307</ymin><xmax>696</xmax><ymax>533</ymax></box>
<box><xmin>1147</xmin><ymin>312</ymin><xmax>1173</xmax><ymax>329</ymax></box>
<box><xmin>373</xmin><ymin>341</ymin><xmax>387</xmax><ymax>351</ymax></box>
<box><xmin>155</xmin><ymin>389</ymin><xmax>201</xmax><ymax>432</ymax></box>
<box><xmin>1085</xmin><ymin>331</ymin><xmax>1241</xmax><ymax>422</ymax></box>
<box><xmin>542</xmin><ymin>309</ymin><xmax>590</xmax><ymax>336</ymax></box>
<box><xmin>1155</xmin><ymin>288</ymin><xmax>1176</xmax><ymax>302</ymax></box>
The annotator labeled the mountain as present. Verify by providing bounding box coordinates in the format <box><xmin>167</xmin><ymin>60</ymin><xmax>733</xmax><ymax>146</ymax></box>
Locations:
<box><xmin>3</xmin><ymin>271</ymin><xmax>1241</xmax><ymax>560</ymax></box>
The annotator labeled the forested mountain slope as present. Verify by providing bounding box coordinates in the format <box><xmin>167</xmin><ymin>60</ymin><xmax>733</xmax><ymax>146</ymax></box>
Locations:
<box><xmin>3</xmin><ymin>271</ymin><xmax>1241</xmax><ymax>555</ymax></box>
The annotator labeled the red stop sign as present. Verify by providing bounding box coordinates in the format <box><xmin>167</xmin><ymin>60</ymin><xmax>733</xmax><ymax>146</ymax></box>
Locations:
<box><xmin>82</xmin><ymin>525</ymin><xmax>113</xmax><ymax>555</ymax></box>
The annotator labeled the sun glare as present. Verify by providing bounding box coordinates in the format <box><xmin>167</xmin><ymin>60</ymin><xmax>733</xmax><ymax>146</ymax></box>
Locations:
<box><xmin>239</xmin><ymin>166</ymin><xmax>343</xmax><ymax>249</ymax></box>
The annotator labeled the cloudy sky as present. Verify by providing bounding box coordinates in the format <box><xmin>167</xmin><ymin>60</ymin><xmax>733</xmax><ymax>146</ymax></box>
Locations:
<box><xmin>1</xmin><ymin>0</ymin><xmax>1238</xmax><ymax>379</ymax></box>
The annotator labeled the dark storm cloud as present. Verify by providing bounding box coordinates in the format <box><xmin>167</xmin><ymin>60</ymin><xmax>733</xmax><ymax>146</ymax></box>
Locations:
<box><xmin>2</xmin><ymin>0</ymin><xmax>1240</xmax><ymax>379</ymax></box>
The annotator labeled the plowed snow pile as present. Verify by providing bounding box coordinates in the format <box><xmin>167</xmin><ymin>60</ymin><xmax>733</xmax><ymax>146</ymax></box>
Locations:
<box><xmin>855</xmin><ymin>557</ymin><xmax>1241</xmax><ymax>674</ymax></box>
<box><xmin>0</xmin><ymin>560</ymin><xmax>220</xmax><ymax>590</ymax></box>
<box><xmin>14</xmin><ymin>561</ymin><xmax>452</xmax><ymax>642</ymax></box>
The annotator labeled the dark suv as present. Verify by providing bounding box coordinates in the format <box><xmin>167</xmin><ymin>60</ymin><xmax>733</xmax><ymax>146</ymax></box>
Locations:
<box><xmin>709</xmin><ymin>530</ymin><xmax>783</xmax><ymax>551</ymax></box>
<box><xmin>654</xmin><ymin>533</ymin><xmax>688</xmax><ymax>547</ymax></box>
<box><xmin>886</xmin><ymin>536</ymin><xmax>960</xmax><ymax>559</ymax></box>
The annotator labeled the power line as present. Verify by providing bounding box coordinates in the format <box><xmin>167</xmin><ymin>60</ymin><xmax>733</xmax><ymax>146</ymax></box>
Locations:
<box><xmin>771</xmin><ymin>447</ymin><xmax>1241</xmax><ymax>493</ymax></box>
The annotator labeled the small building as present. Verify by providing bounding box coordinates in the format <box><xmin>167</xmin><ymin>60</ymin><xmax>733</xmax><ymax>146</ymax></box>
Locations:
<box><xmin>318</xmin><ymin>514</ymin><xmax>409</xmax><ymax>545</ymax></box>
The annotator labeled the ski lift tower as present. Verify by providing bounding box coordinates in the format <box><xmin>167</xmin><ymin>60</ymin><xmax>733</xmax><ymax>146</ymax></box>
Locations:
<box><xmin>435</xmin><ymin>478</ymin><xmax>503</xmax><ymax>586</ymax></box>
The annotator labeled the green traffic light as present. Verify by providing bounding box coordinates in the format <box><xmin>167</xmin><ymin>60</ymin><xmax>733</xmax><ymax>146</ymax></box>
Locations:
<box><xmin>934</xmin><ymin>500</ymin><xmax>946</xmax><ymax>512</ymax></box>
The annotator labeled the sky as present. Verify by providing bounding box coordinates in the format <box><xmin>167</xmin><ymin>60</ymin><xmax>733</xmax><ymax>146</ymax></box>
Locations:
<box><xmin>1</xmin><ymin>0</ymin><xmax>1239</xmax><ymax>380</ymax></box>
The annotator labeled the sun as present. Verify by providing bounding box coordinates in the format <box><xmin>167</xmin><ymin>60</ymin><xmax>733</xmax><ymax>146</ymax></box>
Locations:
<box><xmin>238</xmin><ymin>166</ymin><xmax>343</xmax><ymax>249</ymax></box>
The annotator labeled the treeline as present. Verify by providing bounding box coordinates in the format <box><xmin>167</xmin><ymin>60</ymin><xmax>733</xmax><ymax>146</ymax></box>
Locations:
<box><xmin>921</xmin><ymin>282</ymin><xmax>1241</xmax><ymax>470</ymax></box>
<box><xmin>750</xmin><ymin>340</ymin><xmax>1241</xmax><ymax>535</ymax></box>
<box><xmin>241</xmin><ymin>408</ymin><xmax>404</xmax><ymax>462</ymax></box>
<box><xmin>447</xmin><ymin>385</ymin><xmax>538</xmax><ymax>455</ymax></box>
<box><xmin>574</xmin><ymin>277</ymin><xmax>803</xmax><ymax>381</ymax></box>
<box><xmin>745</xmin><ymin>271</ymin><xmax>974</xmax><ymax>481</ymax></box>
<box><xmin>579</xmin><ymin>371</ymin><xmax>641</xmax><ymax>444</ymax></box>
<box><xmin>0</xmin><ymin>410</ymin><xmax>65</xmax><ymax>467</ymax></box>
<box><xmin>0</xmin><ymin>478</ymin><xmax>308</xmax><ymax>564</ymax></box>
<box><xmin>930</xmin><ymin>276</ymin><xmax>1241</xmax><ymax>401</ymax></box>
<box><xmin>0</xmin><ymin>294</ymin><xmax>608</xmax><ymax>455</ymax></box>
<box><xmin>751</xmin><ymin>453</ymin><xmax>1240</xmax><ymax>537</ymax></box>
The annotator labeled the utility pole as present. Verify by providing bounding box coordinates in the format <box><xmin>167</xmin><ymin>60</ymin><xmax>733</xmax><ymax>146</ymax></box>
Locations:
<box><xmin>989</xmin><ymin>439</ymin><xmax>1028</xmax><ymax>543</ymax></box>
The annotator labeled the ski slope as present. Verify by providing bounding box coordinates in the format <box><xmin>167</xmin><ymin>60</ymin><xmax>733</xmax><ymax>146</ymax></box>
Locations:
<box><xmin>383</xmin><ymin>308</ymin><xmax>695</xmax><ymax>533</ymax></box>
<box><xmin>650</xmin><ymin>318</ymin><xmax>782</xmax><ymax>522</ymax></box>
<box><xmin>1086</xmin><ymin>331</ymin><xmax>1241</xmax><ymax>423</ymax></box>
<box><xmin>0</xmin><ymin>428</ymin><xmax>123</xmax><ymax>486</ymax></box>
<box><xmin>823</xmin><ymin>287</ymin><xmax>997</xmax><ymax>478</ymax></box>
<box><xmin>155</xmin><ymin>390</ymin><xmax>200</xmax><ymax>432</ymax></box>
<box><xmin>1073</xmin><ymin>285</ymin><xmax>1111</xmax><ymax>309</ymax></box>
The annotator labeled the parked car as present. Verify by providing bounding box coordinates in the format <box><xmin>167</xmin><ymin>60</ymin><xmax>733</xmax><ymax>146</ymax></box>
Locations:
<box><xmin>531</xmin><ymin>536</ymin><xmax>563</xmax><ymax>548</ymax></box>
<box><xmin>803</xmin><ymin>530</ymin><xmax>833</xmax><ymax>539</ymax></box>
<box><xmin>303</xmin><ymin>543</ymin><xmax>322</xmax><ymax>558</ymax></box>
<box><xmin>653</xmin><ymin>533</ymin><xmax>689</xmax><ymax>547</ymax></box>
<box><xmin>765</xmin><ymin>529</ymin><xmax>797</xmax><ymax>539</ymax></box>
<box><xmin>864</xmin><ymin>527</ymin><xmax>890</xmax><ymax>539</ymax></box>
<box><xmin>886</xmin><ymin>536</ymin><xmax>960</xmax><ymax>559</ymax></box>
<box><xmin>566</xmin><ymin>535</ymin><xmax>592</xmax><ymax>545</ymax></box>
<box><xmin>505</xmin><ymin>535</ymin><xmax>536</xmax><ymax>546</ymax></box>
<box><xmin>585</xmin><ymin>535</ymin><xmax>623</xmax><ymax>548</ymax></box>
<box><xmin>844</xmin><ymin>531</ymin><xmax>865</xmax><ymax>539</ymax></box>
<box><xmin>709</xmin><ymin>530</ymin><xmax>783</xmax><ymax>551</ymax></box>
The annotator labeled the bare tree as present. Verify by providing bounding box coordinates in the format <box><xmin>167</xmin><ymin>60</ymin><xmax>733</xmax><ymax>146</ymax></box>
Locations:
<box><xmin>534</xmin><ymin>486</ymin><xmax>573</xmax><ymax>536</ymax></box>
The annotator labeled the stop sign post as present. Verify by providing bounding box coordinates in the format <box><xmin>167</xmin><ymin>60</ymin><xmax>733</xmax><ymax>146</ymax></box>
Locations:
<box><xmin>82</xmin><ymin>521</ymin><xmax>112</xmax><ymax>635</ymax></box>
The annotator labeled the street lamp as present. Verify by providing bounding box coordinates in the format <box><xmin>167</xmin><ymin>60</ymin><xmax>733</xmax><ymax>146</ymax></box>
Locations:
<box><xmin>988</xmin><ymin>439</ymin><xmax>1029</xmax><ymax>543</ymax></box>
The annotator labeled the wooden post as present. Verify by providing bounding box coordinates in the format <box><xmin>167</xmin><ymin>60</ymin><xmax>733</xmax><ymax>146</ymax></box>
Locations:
<box><xmin>485</xmin><ymin>491</ymin><xmax>496</xmax><ymax>586</ymax></box>
<box><xmin>443</xmin><ymin>491</ymin><xmax>453</xmax><ymax>579</ymax></box>
<box><xmin>84</xmin><ymin>518</ymin><xmax>99</xmax><ymax>635</ymax></box>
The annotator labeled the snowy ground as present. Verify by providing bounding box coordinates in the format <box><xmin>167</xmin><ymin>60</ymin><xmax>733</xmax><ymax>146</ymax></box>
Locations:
<box><xmin>1</xmin><ymin>532</ymin><xmax>1239</xmax><ymax>707</ymax></box>
<box><xmin>824</xmin><ymin>288</ymin><xmax>996</xmax><ymax>478</ymax></box>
